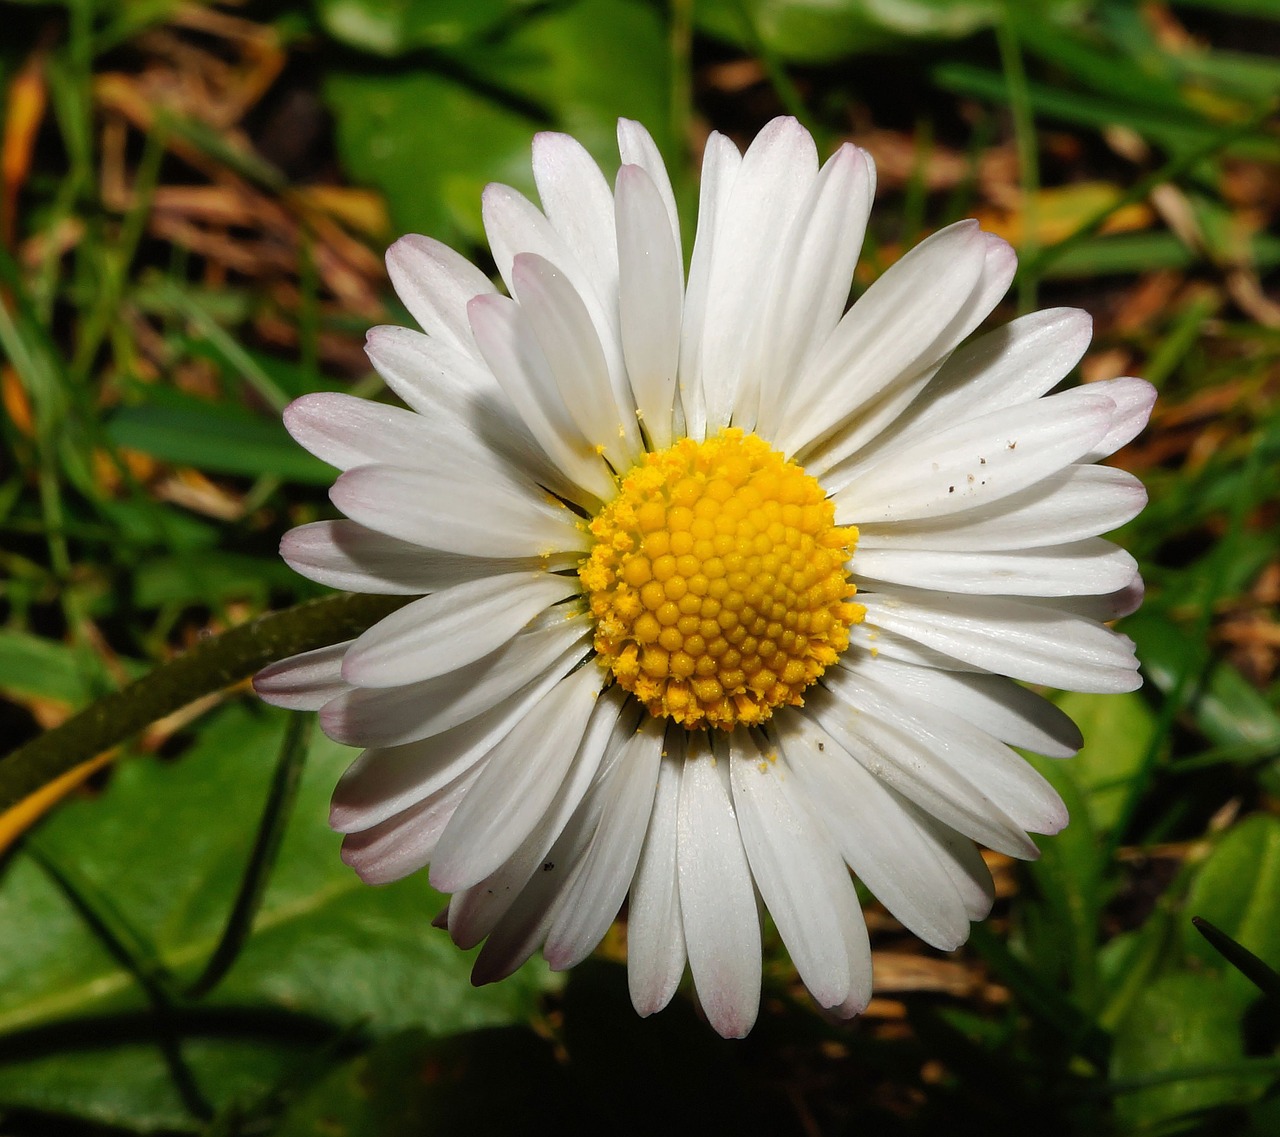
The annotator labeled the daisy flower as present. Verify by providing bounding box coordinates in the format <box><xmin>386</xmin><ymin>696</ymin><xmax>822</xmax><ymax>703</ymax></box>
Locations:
<box><xmin>255</xmin><ymin>117</ymin><xmax>1152</xmax><ymax>1038</ymax></box>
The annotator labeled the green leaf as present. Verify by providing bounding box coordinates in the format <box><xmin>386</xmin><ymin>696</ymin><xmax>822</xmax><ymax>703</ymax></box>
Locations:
<box><xmin>693</xmin><ymin>0</ymin><xmax>1089</xmax><ymax>64</ymax></box>
<box><xmin>133</xmin><ymin>551</ymin><xmax>300</xmax><ymax>609</ymax></box>
<box><xmin>314</xmin><ymin>0</ymin><xmax>517</xmax><ymax>55</ymax></box>
<box><xmin>325</xmin><ymin>0</ymin><xmax>671</xmax><ymax>246</ymax></box>
<box><xmin>325</xmin><ymin>68</ymin><xmax>540</xmax><ymax>247</ymax></box>
<box><xmin>0</xmin><ymin>631</ymin><xmax>96</xmax><ymax>706</ymax></box>
<box><xmin>1127</xmin><ymin>609</ymin><xmax>1280</xmax><ymax>753</ymax></box>
<box><xmin>1053</xmin><ymin>690</ymin><xmax>1157</xmax><ymax>832</ymax></box>
<box><xmin>1020</xmin><ymin>755</ymin><xmax>1104</xmax><ymax>1009</ymax></box>
<box><xmin>0</xmin><ymin>702</ymin><xmax>558</xmax><ymax>1129</ymax></box>
<box><xmin>1111</xmin><ymin>971</ymin><xmax>1265</xmax><ymax>1128</ymax></box>
<box><xmin>105</xmin><ymin>395</ymin><xmax>333</xmax><ymax>485</ymax></box>
<box><xmin>934</xmin><ymin>61</ymin><xmax>1280</xmax><ymax>160</ymax></box>
<box><xmin>0</xmin><ymin>1034</ymin><xmax>312</xmax><ymax>1134</ymax></box>
<box><xmin>1184</xmin><ymin>815</ymin><xmax>1280</xmax><ymax>991</ymax></box>
<box><xmin>1193</xmin><ymin>917</ymin><xmax>1280</xmax><ymax>1006</ymax></box>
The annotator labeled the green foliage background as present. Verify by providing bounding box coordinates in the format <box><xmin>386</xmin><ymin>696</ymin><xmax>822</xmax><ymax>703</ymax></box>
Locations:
<box><xmin>1</xmin><ymin>0</ymin><xmax>1279</xmax><ymax>1133</ymax></box>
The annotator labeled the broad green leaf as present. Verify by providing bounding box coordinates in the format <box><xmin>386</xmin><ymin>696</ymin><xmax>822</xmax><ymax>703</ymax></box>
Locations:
<box><xmin>0</xmin><ymin>1036</ymin><xmax>311</xmax><ymax>1134</ymax></box>
<box><xmin>1184</xmin><ymin>815</ymin><xmax>1280</xmax><ymax>990</ymax></box>
<box><xmin>1054</xmin><ymin>690</ymin><xmax>1157</xmax><ymax>832</ymax></box>
<box><xmin>0</xmin><ymin>702</ymin><xmax>558</xmax><ymax>1129</ymax></box>
<box><xmin>314</xmin><ymin>0</ymin><xmax>517</xmax><ymax>55</ymax></box>
<box><xmin>1111</xmin><ymin>971</ymin><xmax>1265</xmax><ymax>1128</ymax></box>
<box><xmin>460</xmin><ymin>0</ymin><xmax>671</xmax><ymax>165</ymax></box>
<box><xmin>1126</xmin><ymin>609</ymin><xmax>1280</xmax><ymax>753</ymax></box>
<box><xmin>326</xmin><ymin>0</ymin><xmax>671</xmax><ymax>246</ymax></box>
<box><xmin>325</xmin><ymin>68</ymin><xmax>539</xmax><ymax>247</ymax></box>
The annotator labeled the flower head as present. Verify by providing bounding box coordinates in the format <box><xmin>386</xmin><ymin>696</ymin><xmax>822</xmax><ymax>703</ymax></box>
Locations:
<box><xmin>256</xmin><ymin>117</ymin><xmax>1153</xmax><ymax>1037</ymax></box>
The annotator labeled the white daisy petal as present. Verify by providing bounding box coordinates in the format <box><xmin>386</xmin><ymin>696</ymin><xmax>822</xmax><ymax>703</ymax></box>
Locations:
<box><xmin>730</xmin><ymin>732</ymin><xmax>869</xmax><ymax>1009</ymax></box>
<box><xmin>628</xmin><ymin>736</ymin><xmax>688</xmax><ymax>1017</ymax></box>
<box><xmin>698</xmin><ymin>116</ymin><xmax>819</xmax><ymax>432</ymax></box>
<box><xmin>471</xmin><ymin>719</ymin><xmax>634</xmax><ymax>985</ymax></box>
<box><xmin>254</xmin><ymin>640</ymin><xmax>352</xmax><ymax>710</ymax></box>
<box><xmin>447</xmin><ymin>687</ymin><xmax>629</xmax><ymax>950</ymax></box>
<box><xmin>859</xmin><ymin>308</ymin><xmax>1094</xmax><ymax>459</ymax></box>
<box><xmin>364</xmin><ymin>324</ymin><xmax>506</xmax><ymax>415</ymax></box>
<box><xmin>330</xmin><ymin>462</ymin><xmax>587</xmax><ymax>559</ymax></box>
<box><xmin>677</xmin><ymin>131</ymin><xmax>742</xmax><ymax>440</ymax></box>
<box><xmin>468</xmin><ymin>292</ymin><xmax>617</xmax><ymax>501</ymax></box>
<box><xmin>362</xmin><ymin>326</ymin><xmax>572</xmax><ymax>497</ymax></box>
<box><xmin>678</xmin><ymin>736</ymin><xmax>761</xmax><ymax>1038</ymax></box>
<box><xmin>319</xmin><ymin>611</ymin><xmax>590</xmax><ymax>747</ymax></box>
<box><xmin>913</xmin><ymin>812</ymin><xmax>997</xmax><ymax>921</ymax></box>
<box><xmin>531</xmin><ymin>131</ymin><xmax>619</xmax><ymax>316</ymax></box>
<box><xmin>617</xmin><ymin>118</ymin><xmax>682</xmax><ymax>263</ymax></box>
<box><xmin>854</xmin><ymin>465</ymin><xmax>1148</xmax><ymax>552</ymax></box>
<box><xmin>481</xmin><ymin>181</ymin><xmax>628</xmax><ymax>409</ymax></box>
<box><xmin>429</xmin><ymin>663</ymin><xmax>604</xmax><ymax>893</ymax></box>
<box><xmin>280</xmin><ymin>520</ymin><xmax>550</xmax><ymax>596</ymax></box>
<box><xmin>330</xmin><ymin>663</ymin><xmax>573</xmax><ymax>834</ymax></box>
<box><xmin>859</xmin><ymin>590</ymin><xmax>1141</xmax><ymax>693</ymax></box>
<box><xmin>616</xmin><ymin>163</ymin><xmax>683</xmax><ymax>450</ymax></box>
<box><xmin>339</xmin><ymin>764</ymin><xmax>480</xmax><ymax>885</ymax></box>
<box><xmin>802</xmin><ymin>230</ymin><xmax>1019</xmax><ymax>480</ymax></box>
<box><xmin>544</xmin><ymin>718</ymin><xmax>664</xmax><ymax>970</ymax></box>
<box><xmin>1035</xmin><ymin>578</ymin><xmax>1146</xmax><ymax>622</ymax></box>
<box><xmin>777</xmin><ymin>220</ymin><xmax>991</xmax><ymax>455</ymax></box>
<box><xmin>847</xmin><ymin>621</ymin><xmax>977</xmax><ymax>671</ymax></box>
<box><xmin>838</xmin><ymin>652</ymin><xmax>1082</xmax><ymax>757</ymax></box>
<box><xmin>807</xmin><ymin>685</ymin><xmax>1041</xmax><ymax>858</ymax></box>
<box><xmin>1081</xmin><ymin>376</ymin><xmax>1158</xmax><ymax>460</ymax></box>
<box><xmin>833</xmin><ymin>388</ymin><xmax>1116</xmax><ymax>525</ymax></box>
<box><xmin>512</xmin><ymin>252</ymin><xmax>641</xmax><ymax>466</ymax></box>
<box><xmin>852</xmin><ymin>537</ymin><xmax>1139</xmax><ymax>598</ymax></box>
<box><xmin>754</xmin><ymin>143</ymin><xmax>875</xmax><ymax>436</ymax></box>
<box><xmin>385</xmin><ymin>234</ymin><xmax>496</xmax><ymax>358</ymax></box>
<box><xmin>341</xmin><ymin>572</ymin><xmax>579</xmax><ymax>687</ymax></box>
<box><xmin>825</xmin><ymin>669</ymin><xmax>1068</xmax><ymax>836</ymax></box>
<box><xmin>779</xmin><ymin>715</ymin><xmax>971</xmax><ymax>951</ymax></box>
<box><xmin>285</xmin><ymin>392</ymin><xmax>441</xmax><ymax>472</ymax></box>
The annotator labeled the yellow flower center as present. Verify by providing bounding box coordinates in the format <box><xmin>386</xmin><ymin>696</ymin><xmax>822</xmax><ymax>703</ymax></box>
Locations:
<box><xmin>578</xmin><ymin>428</ymin><xmax>863</xmax><ymax>731</ymax></box>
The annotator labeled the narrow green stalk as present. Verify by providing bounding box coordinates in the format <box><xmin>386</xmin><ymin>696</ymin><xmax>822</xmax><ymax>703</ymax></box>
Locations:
<box><xmin>996</xmin><ymin>7</ymin><xmax>1040</xmax><ymax>312</ymax></box>
<box><xmin>183</xmin><ymin>714</ymin><xmax>312</xmax><ymax>1000</ymax></box>
<box><xmin>669</xmin><ymin>0</ymin><xmax>694</xmax><ymax>171</ymax></box>
<box><xmin>1020</xmin><ymin>99</ymin><xmax>1278</xmax><ymax>281</ymax></box>
<box><xmin>730</xmin><ymin>0</ymin><xmax>822</xmax><ymax>144</ymax></box>
<box><xmin>153</xmin><ymin>278</ymin><xmax>293</xmax><ymax>412</ymax></box>
<box><xmin>0</xmin><ymin>592</ymin><xmax>409</xmax><ymax>812</ymax></box>
<box><xmin>1103</xmin><ymin>426</ymin><xmax>1266</xmax><ymax>862</ymax></box>
<box><xmin>70</xmin><ymin>117</ymin><xmax>169</xmax><ymax>384</ymax></box>
<box><xmin>26</xmin><ymin>837</ymin><xmax>214</xmax><ymax>1121</ymax></box>
<box><xmin>967</xmin><ymin>924</ymin><xmax>1110</xmax><ymax>1069</ymax></box>
<box><xmin>1192</xmin><ymin>916</ymin><xmax>1280</xmax><ymax>1006</ymax></box>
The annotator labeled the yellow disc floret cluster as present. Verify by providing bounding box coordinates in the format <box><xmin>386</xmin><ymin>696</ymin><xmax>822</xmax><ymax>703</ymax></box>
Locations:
<box><xmin>578</xmin><ymin>428</ymin><xmax>864</xmax><ymax>731</ymax></box>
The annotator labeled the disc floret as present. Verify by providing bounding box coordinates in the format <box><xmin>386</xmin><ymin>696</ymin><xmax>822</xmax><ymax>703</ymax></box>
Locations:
<box><xmin>579</xmin><ymin>428</ymin><xmax>862</xmax><ymax>730</ymax></box>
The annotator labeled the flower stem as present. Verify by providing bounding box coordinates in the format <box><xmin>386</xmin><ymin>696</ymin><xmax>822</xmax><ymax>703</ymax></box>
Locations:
<box><xmin>0</xmin><ymin>592</ymin><xmax>409</xmax><ymax>813</ymax></box>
